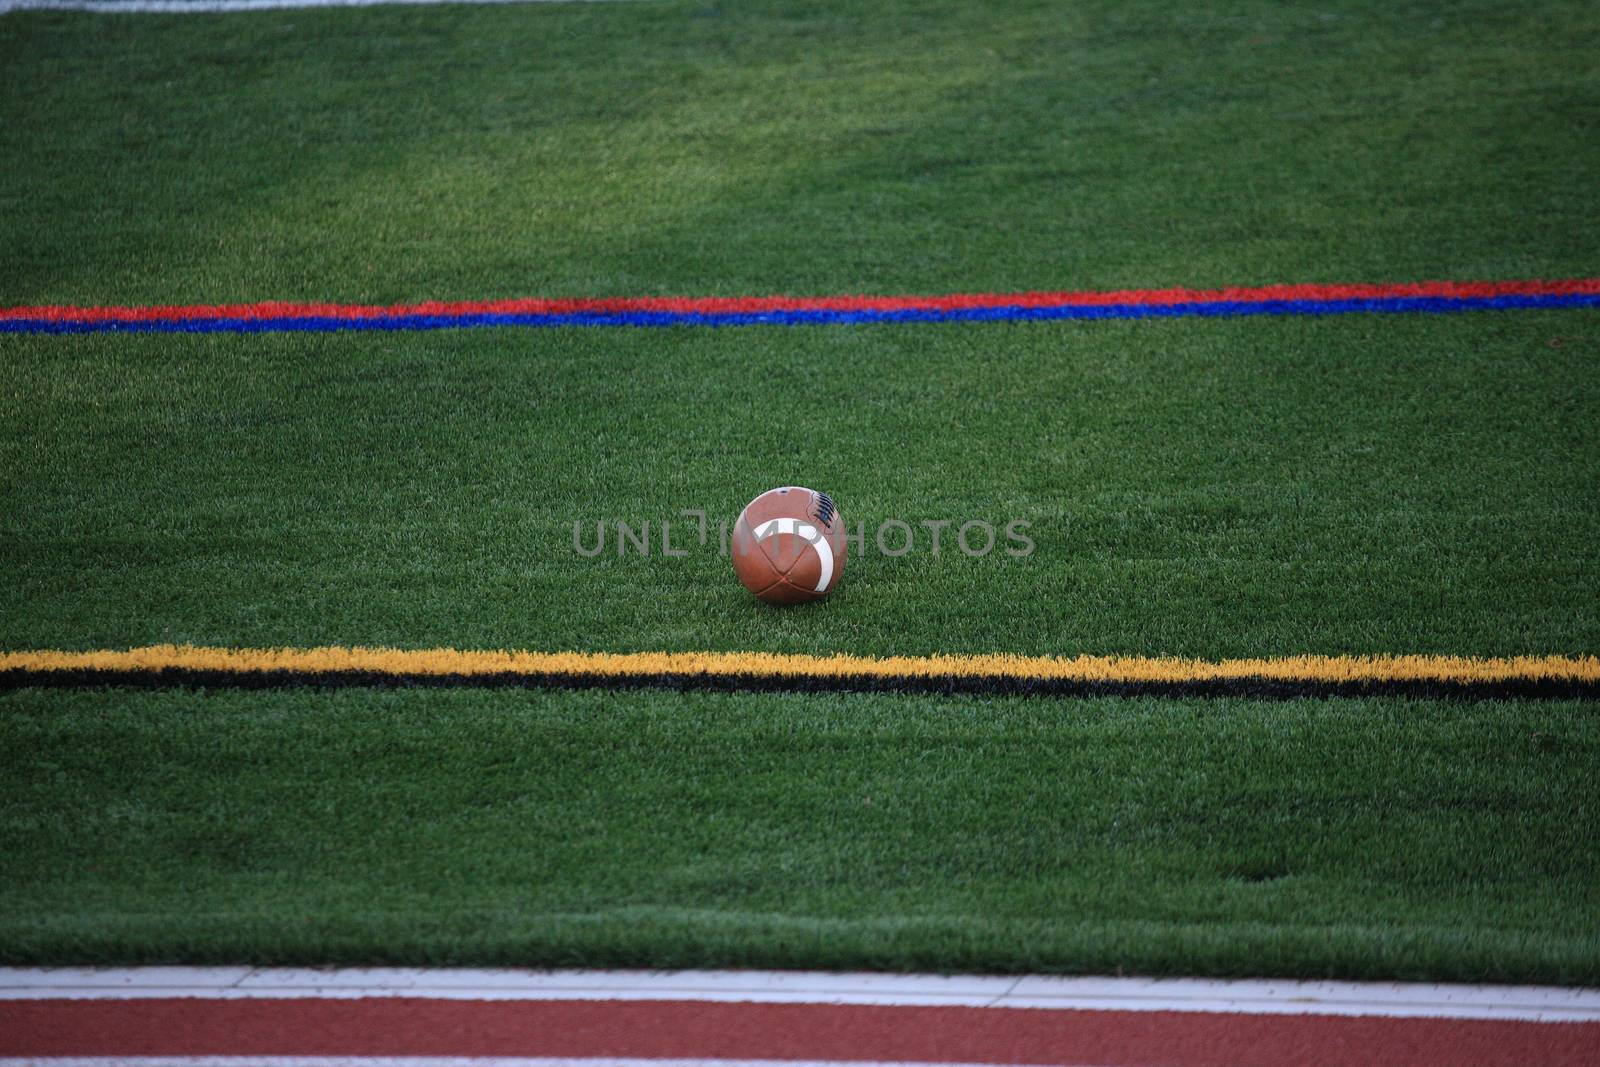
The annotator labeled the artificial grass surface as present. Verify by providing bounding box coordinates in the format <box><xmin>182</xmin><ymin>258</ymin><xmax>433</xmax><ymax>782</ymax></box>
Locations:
<box><xmin>2</xmin><ymin>686</ymin><xmax>1596</xmax><ymax>982</ymax></box>
<box><xmin>3</xmin><ymin>311</ymin><xmax>1598</xmax><ymax>657</ymax></box>
<box><xmin>2</xmin><ymin>0</ymin><xmax>1598</xmax><ymax>304</ymax></box>
<box><xmin>3</xmin><ymin>0</ymin><xmax>1599</xmax><ymax>980</ymax></box>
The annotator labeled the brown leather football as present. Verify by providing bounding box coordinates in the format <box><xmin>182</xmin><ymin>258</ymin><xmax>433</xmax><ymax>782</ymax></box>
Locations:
<box><xmin>731</xmin><ymin>486</ymin><xmax>847</xmax><ymax>604</ymax></box>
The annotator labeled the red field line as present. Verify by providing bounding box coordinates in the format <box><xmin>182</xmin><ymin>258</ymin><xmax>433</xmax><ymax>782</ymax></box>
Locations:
<box><xmin>3</xmin><ymin>997</ymin><xmax>1598</xmax><ymax>1067</ymax></box>
<box><xmin>4</xmin><ymin>277</ymin><xmax>1600</xmax><ymax>323</ymax></box>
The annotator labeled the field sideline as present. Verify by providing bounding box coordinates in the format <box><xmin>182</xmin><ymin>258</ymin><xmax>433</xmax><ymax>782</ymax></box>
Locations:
<box><xmin>5</xmin><ymin>646</ymin><xmax>1600</xmax><ymax>700</ymax></box>
<box><xmin>3</xmin><ymin>0</ymin><xmax>1598</xmax><ymax>985</ymax></box>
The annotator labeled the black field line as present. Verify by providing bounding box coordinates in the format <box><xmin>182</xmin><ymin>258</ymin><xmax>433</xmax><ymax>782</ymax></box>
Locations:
<box><xmin>3</xmin><ymin>667</ymin><xmax>1598</xmax><ymax>701</ymax></box>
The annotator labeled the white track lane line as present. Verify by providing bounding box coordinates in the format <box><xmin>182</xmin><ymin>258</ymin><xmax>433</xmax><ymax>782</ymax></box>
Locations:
<box><xmin>7</xmin><ymin>1060</ymin><xmax>1099</xmax><ymax>1067</ymax></box>
<box><xmin>1</xmin><ymin>0</ymin><xmax>634</xmax><ymax>14</ymax></box>
<box><xmin>0</xmin><ymin>968</ymin><xmax>1597</xmax><ymax>1022</ymax></box>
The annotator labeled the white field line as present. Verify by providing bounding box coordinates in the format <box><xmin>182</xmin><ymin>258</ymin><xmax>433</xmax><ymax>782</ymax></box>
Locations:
<box><xmin>0</xmin><ymin>0</ymin><xmax>634</xmax><ymax>14</ymax></box>
<box><xmin>1</xmin><ymin>968</ymin><xmax>1597</xmax><ymax>1022</ymax></box>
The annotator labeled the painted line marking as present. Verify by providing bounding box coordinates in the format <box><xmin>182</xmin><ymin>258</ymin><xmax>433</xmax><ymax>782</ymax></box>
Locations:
<box><xmin>3</xmin><ymin>646</ymin><xmax>1598</xmax><ymax>686</ymax></box>
<box><xmin>3</xmin><ymin>278</ymin><xmax>1597</xmax><ymax>334</ymax></box>
<box><xmin>2</xmin><ymin>968</ymin><xmax>1598</xmax><ymax>1022</ymax></box>
<box><xmin>0</xmin><ymin>1060</ymin><xmax>1092</xmax><ymax>1067</ymax></box>
<box><xmin>0</xmin><ymin>0</ymin><xmax>633</xmax><ymax>13</ymax></box>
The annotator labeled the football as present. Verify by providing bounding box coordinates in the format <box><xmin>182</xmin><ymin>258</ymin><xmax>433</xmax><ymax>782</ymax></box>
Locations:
<box><xmin>731</xmin><ymin>486</ymin><xmax>848</xmax><ymax>604</ymax></box>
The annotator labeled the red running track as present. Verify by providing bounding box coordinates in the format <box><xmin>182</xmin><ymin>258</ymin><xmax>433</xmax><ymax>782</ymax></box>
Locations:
<box><xmin>3</xmin><ymin>996</ymin><xmax>1598</xmax><ymax>1067</ymax></box>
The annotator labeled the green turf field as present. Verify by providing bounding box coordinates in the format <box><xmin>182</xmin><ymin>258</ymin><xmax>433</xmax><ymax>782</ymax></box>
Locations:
<box><xmin>4</xmin><ymin>689</ymin><xmax>1598</xmax><ymax>983</ymax></box>
<box><xmin>2</xmin><ymin>0</ymin><xmax>1598</xmax><ymax>981</ymax></box>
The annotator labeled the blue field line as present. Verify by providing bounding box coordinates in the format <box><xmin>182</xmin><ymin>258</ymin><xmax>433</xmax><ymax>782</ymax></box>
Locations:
<box><xmin>4</xmin><ymin>293</ymin><xmax>1597</xmax><ymax>335</ymax></box>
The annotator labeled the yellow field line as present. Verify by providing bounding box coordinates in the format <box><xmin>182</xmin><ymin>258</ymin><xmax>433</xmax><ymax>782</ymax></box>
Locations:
<box><xmin>2</xmin><ymin>645</ymin><xmax>1598</xmax><ymax>683</ymax></box>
